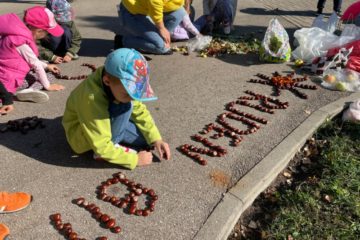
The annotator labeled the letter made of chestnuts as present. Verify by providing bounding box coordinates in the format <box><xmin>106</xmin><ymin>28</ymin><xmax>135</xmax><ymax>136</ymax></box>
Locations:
<box><xmin>73</xmin><ymin>197</ymin><xmax>122</xmax><ymax>234</ymax></box>
<box><xmin>52</xmin><ymin>63</ymin><xmax>97</xmax><ymax>80</ymax></box>
<box><xmin>96</xmin><ymin>172</ymin><xmax>157</xmax><ymax>217</ymax></box>
<box><xmin>179</xmin><ymin>89</ymin><xmax>290</xmax><ymax>166</ymax></box>
<box><xmin>50</xmin><ymin>213</ymin><xmax>88</xmax><ymax>240</ymax></box>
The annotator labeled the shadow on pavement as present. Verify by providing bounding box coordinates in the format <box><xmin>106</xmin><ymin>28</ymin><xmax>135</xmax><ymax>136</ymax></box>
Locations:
<box><xmin>0</xmin><ymin>116</ymin><xmax>120</xmax><ymax>169</ymax></box>
<box><xmin>78</xmin><ymin>15</ymin><xmax>120</xmax><ymax>33</ymax></box>
<box><xmin>241</xmin><ymin>7</ymin><xmax>316</xmax><ymax>17</ymax></box>
<box><xmin>78</xmin><ymin>38</ymin><xmax>114</xmax><ymax>57</ymax></box>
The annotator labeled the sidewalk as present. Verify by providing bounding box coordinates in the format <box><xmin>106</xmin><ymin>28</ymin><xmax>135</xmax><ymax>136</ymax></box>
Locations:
<box><xmin>0</xmin><ymin>0</ymin><xmax>356</xmax><ymax>239</ymax></box>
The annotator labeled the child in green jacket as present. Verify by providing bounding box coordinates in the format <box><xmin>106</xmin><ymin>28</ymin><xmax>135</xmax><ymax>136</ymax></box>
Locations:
<box><xmin>39</xmin><ymin>0</ymin><xmax>81</xmax><ymax>63</ymax></box>
<box><xmin>62</xmin><ymin>48</ymin><xmax>170</xmax><ymax>169</ymax></box>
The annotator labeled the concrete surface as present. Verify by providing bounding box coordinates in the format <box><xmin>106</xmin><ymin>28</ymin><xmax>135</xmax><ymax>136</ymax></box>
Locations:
<box><xmin>0</xmin><ymin>0</ymin><xmax>357</xmax><ymax>239</ymax></box>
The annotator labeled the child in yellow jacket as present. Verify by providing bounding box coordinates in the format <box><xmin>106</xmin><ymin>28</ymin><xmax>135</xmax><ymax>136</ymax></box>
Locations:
<box><xmin>62</xmin><ymin>48</ymin><xmax>170</xmax><ymax>169</ymax></box>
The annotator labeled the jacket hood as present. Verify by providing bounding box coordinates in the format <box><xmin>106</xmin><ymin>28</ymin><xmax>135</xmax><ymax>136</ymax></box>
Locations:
<box><xmin>0</xmin><ymin>13</ymin><xmax>34</xmax><ymax>46</ymax></box>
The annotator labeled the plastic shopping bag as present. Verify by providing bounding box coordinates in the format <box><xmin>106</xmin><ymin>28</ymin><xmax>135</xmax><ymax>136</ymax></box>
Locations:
<box><xmin>311</xmin><ymin>12</ymin><xmax>340</xmax><ymax>33</ymax></box>
<box><xmin>186</xmin><ymin>35</ymin><xmax>212</xmax><ymax>52</ymax></box>
<box><xmin>292</xmin><ymin>27</ymin><xmax>355</xmax><ymax>63</ymax></box>
<box><xmin>259</xmin><ymin>18</ymin><xmax>291</xmax><ymax>63</ymax></box>
<box><xmin>321</xmin><ymin>68</ymin><xmax>360</xmax><ymax>92</ymax></box>
<box><xmin>342</xmin><ymin>99</ymin><xmax>360</xmax><ymax>122</ymax></box>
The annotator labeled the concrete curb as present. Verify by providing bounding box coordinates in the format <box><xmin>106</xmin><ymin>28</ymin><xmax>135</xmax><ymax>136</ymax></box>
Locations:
<box><xmin>193</xmin><ymin>91</ymin><xmax>360</xmax><ymax>240</ymax></box>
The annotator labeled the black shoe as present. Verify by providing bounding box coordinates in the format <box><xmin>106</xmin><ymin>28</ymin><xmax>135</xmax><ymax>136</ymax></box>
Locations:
<box><xmin>114</xmin><ymin>34</ymin><xmax>123</xmax><ymax>50</ymax></box>
<box><xmin>316</xmin><ymin>8</ymin><xmax>323</xmax><ymax>16</ymax></box>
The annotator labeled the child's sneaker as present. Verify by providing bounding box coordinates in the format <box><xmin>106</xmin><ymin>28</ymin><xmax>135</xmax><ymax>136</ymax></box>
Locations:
<box><xmin>72</xmin><ymin>53</ymin><xmax>79</xmax><ymax>60</ymax></box>
<box><xmin>15</xmin><ymin>89</ymin><xmax>49</xmax><ymax>103</ymax></box>
<box><xmin>223</xmin><ymin>23</ymin><xmax>231</xmax><ymax>35</ymax></box>
<box><xmin>0</xmin><ymin>224</ymin><xmax>10</xmax><ymax>240</ymax></box>
<box><xmin>0</xmin><ymin>192</ymin><xmax>32</xmax><ymax>214</ymax></box>
<box><xmin>93</xmin><ymin>143</ymin><xmax>137</xmax><ymax>161</ymax></box>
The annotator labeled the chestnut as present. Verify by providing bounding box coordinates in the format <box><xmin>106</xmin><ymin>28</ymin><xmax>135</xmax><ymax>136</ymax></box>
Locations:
<box><xmin>68</xmin><ymin>232</ymin><xmax>78</xmax><ymax>240</ymax></box>
<box><xmin>148</xmin><ymin>190</ymin><xmax>155</xmax><ymax>197</ymax></box>
<box><xmin>142</xmin><ymin>209</ymin><xmax>150</xmax><ymax>217</ymax></box>
<box><xmin>53</xmin><ymin>220</ymin><xmax>61</xmax><ymax>226</ymax></box>
<box><xmin>129</xmin><ymin>204</ymin><xmax>137</xmax><ymax>215</ymax></box>
<box><xmin>75</xmin><ymin>197</ymin><xmax>85</xmax><ymax>206</ymax></box>
<box><xmin>55</xmin><ymin>223</ymin><xmax>64</xmax><ymax>231</ymax></box>
<box><xmin>93</xmin><ymin>212</ymin><xmax>102</xmax><ymax>220</ymax></box>
<box><xmin>118</xmin><ymin>201</ymin><xmax>127</xmax><ymax>208</ymax></box>
<box><xmin>131</xmin><ymin>196</ymin><xmax>139</xmax><ymax>203</ymax></box>
<box><xmin>106</xmin><ymin>219</ymin><xmax>116</xmax><ymax>228</ymax></box>
<box><xmin>50</xmin><ymin>213</ymin><xmax>61</xmax><ymax>221</ymax></box>
<box><xmin>112</xmin><ymin>226</ymin><xmax>121</xmax><ymax>233</ymax></box>
<box><xmin>100</xmin><ymin>214</ymin><xmax>110</xmax><ymax>223</ymax></box>
<box><xmin>91</xmin><ymin>207</ymin><xmax>100</xmax><ymax>214</ymax></box>
<box><xmin>63</xmin><ymin>223</ymin><xmax>72</xmax><ymax>230</ymax></box>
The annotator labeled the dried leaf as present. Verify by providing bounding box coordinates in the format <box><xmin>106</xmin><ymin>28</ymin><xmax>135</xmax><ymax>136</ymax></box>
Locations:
<box><xmin>283</xmin><ymin>171</ymin><xmax>292</xmax><ymax>178</ymax></box>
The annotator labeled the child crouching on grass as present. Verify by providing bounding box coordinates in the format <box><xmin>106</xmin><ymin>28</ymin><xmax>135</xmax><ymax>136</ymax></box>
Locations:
<box><xmin>0</xmin><ymin>6</ymin><xmax>65</xmax><ymax>115</ymax></box>
<box><xmin>62</xmin><ymin>48</ymin><xmax>171</xmax><ymax>169</ymax></box>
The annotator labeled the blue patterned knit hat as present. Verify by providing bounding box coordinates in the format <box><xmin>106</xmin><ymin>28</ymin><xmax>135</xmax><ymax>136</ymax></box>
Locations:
<box><xmin>46</xmin><ymin>0</ymin><xmax>72</xmax><ymax>23</ymax></box>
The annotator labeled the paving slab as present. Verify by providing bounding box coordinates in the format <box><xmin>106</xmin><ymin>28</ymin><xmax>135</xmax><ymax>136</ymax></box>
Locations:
<box><xmin>0</xmin><ymin>0</ymin><xmax>357</xmax><ymax>240</ymax></box>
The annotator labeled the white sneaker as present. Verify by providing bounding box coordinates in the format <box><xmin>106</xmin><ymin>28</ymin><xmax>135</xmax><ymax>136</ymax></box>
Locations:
<box><xmin>93</xmin><ymin>143</ymin><xmax>137</xmax><ymax>160</ymax></box>
<box><xmin>16</xmin><ymin>89</ymin><xmax>49</xmax><ymax>103</ymax></box>
<box><xmin>223</xmin><ymin>25</ymin><xmax>231</xmax><ymax>35</ymax></box>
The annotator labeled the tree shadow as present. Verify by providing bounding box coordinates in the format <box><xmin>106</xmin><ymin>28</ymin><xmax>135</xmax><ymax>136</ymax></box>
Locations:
<box><xmin>78</xmin><ymin>38</ymin><xmax>114</xmax><ymax>57</ymax></box>
<box><xmin>0</xmin><ymin>116</ymin><xmax>123</xmax><ymax>169</ymax></box>
<box><xmin>241</xmin><ymin>7</ymin><xmax>317</xmax><ymax>17</ymax></box>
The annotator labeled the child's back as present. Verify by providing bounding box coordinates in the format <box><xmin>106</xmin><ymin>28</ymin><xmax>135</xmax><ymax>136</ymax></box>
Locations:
<box><xmin>0</xmin><ymin>13</ymin><xmax>38</xmax><ymax>93</ymax></box>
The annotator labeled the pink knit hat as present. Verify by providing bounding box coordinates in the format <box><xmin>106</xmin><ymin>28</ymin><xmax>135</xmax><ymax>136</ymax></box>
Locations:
<box><xmin>24</xmin><ymin>6</ymin><xmax>64</xmax><ymax>37</ymax></box>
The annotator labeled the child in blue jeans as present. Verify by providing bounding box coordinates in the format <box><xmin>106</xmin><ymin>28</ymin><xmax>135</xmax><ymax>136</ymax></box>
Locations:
<box><xmin>195</xmin><ymin>0</ymin><xmax>237</xmax><ymax>35</ymax></box>
<box><xmin>62</xmin><ymin>48</ymin><xmax>171</xmax><ymax>169</ymax></box>
<box><xmin>40</xmin><ymin>0</ymin><xmax>82</xmax><ymax>63</ymax></box>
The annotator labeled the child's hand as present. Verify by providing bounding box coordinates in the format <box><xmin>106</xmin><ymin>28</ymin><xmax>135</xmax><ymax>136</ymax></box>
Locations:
<box><xmin>159</xmin><ymin>27</ymin><xmax>171</xmax><ymax>47</ymax></box>
<box><xmin>137</xmin><ymin>151</ymin><xmax>153</xmax><ymax>166</ymax></box>
<box><xmin>46</xmin><ymin>84</ymin><xmax>65</xmax><ymax>91</ymax></box>
<box><xmin>63</xmin><ymin>55</ymin><xmax>72</xmax><ymax>63</ymax></box>
<box><xmin>47</xmin><ymin>64</ymin><xmax>61</xmax><ymax>74</ymax></box>
<box><xmin>0</xmin><ymin>104</ymin><xmax>14</xmax><ymax>115</ymax></box>
<box><xmin>53</xmin><ymin>56</ymin><xmax>63</xmax><ymax>64</ymax></box>
<box><xmin>153</xmin><ymin>140</ymin><xmax>171</xmax><ymax>160</ymax></box>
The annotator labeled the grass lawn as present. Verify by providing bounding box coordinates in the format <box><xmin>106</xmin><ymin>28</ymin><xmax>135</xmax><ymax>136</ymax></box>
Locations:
<box><xmin>230</xmin><ymin>118</ymin><xmax>360</xmax><ymax>240</ymax></box>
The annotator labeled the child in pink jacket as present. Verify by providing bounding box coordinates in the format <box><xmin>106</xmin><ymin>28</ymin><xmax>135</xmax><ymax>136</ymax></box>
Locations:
<box><xmin>0</xmin><ymin>6</ymin><xmax>65</xmax><ymax>115</ymax></box>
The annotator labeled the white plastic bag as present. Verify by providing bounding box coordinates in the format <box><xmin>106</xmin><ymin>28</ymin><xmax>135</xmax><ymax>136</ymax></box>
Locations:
<box><xmin>342</xmin><ymin>99</ymin><xmax>360</xmax><ymax>122</ymax></box>
<box><xmin>292</xmin><ymin>27</ymin><xmax>354</xmax><ymax>63</ymax></box>
<box><xmin>186</xmin><ymin>35</ymin><xmax>212</xmax><ymax>52</ymax></box>
<box><xmin>321</xmin><ymin>68</ymin><xmax>360</xmax><ymax>92</ymax></box>
<box><xmin>259</xmin><ymin>18</ymin><xmax>291</xmax><ymax>62</ymax></box>
<box><xmin>311</xmin><ymin>12</ymin><xmax>340</xmax><ymax>33</ymax></box>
